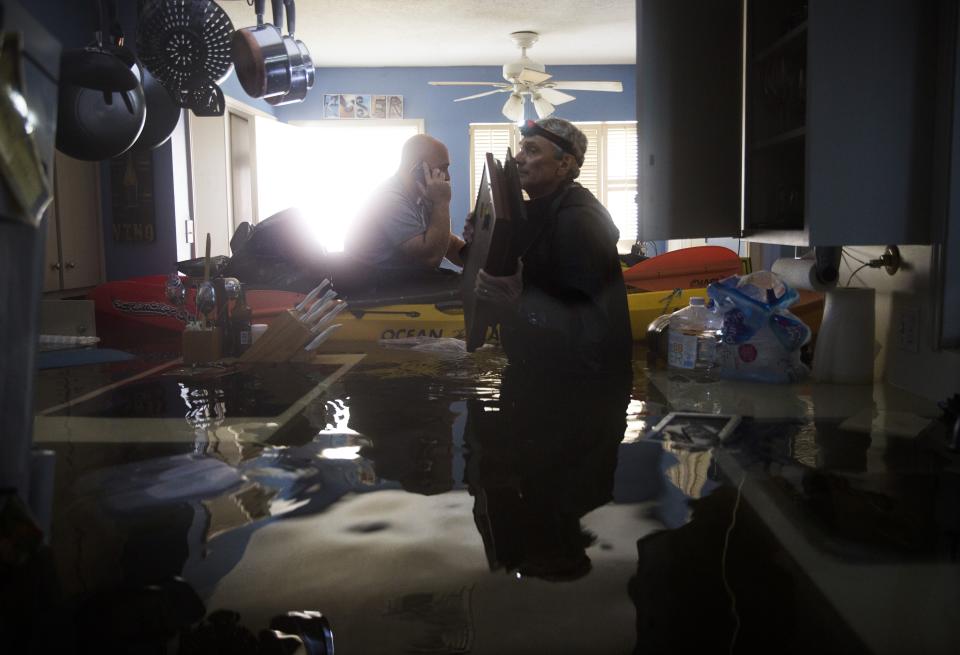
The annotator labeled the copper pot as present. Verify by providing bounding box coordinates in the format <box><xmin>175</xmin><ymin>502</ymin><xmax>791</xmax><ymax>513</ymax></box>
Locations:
<box><xmin>230</xmin><ymin>0</ymin><xmax>290</xmax><ymax>99</ymax></box>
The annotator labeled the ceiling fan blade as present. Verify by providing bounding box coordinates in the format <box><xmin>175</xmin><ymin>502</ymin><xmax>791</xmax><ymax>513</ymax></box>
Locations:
<box><xmin>546</xmin><ymin>81</ymin><xmax>623</xmax><ymax>92</ymax></box>
<box><xmin>502</xmin><ymin>94</ymin><xmax>525</xmax><ymax>122</ymax></box>
<box><xmin>517</xmin><ymin>68</ymin><xmax>552</xmax><ymax>85</ymax></box>
<box><xmin>454</xmin><ymin>89</ymin><xmax>510</xmax><ymax>102</ymax></box>
<box><xmin>531</xmin><ymin>95</ymin><xmax>555</xmax><ymax>119</ymax></box>
<box><xmin>536</xmin><ymin>88</ymin><xmax>576</xmax><ymax>105</ymax></box>
<box><xmin>428</xmin><ymin>81</ymin><xmax>510</xmax><ymax>87</ymax></box>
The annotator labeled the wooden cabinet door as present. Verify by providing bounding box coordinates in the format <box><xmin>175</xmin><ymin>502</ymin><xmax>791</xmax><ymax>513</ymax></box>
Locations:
<box><xmin>42</xmin><ymin>201</ymin><xmax>61</xmax><ymax>292</ymax></box>
<box><xmin>637</xmin><ymin>0</ymin><xmax>743</xmax><ymax>241</ymax></box>
<box><xmin>54</xmin><ymin>152</ymin><xmax>103</xmax><ymax>290</ymax></box>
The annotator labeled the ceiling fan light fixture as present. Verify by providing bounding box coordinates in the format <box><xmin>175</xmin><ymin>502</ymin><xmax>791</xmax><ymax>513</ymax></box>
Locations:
<box><xmin>502</xmin><ymin>92</ymin><xmax>524</xmax><ymax>122</ymax></box>
<box><xmin>532</xmin><ymin>93</ymin><xmax>555</xmax><ymax>119</ymax></box>
<box><xmin>429</xmin><ymin>32</ymin><xmax>623</xmax><ymax>115</ymax></box>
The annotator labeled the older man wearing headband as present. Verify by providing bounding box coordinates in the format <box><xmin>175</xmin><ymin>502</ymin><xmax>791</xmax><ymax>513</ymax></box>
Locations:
<box><xmin>475</xmin><ymin>117</ymin><xmax>632</xmax><ymax>374</ymax></box>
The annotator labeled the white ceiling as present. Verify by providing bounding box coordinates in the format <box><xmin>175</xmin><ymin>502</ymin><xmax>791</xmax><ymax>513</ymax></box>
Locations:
<box><xmin>216</xmin><ymin>0</ymin><xmax>636</xmax><ymax>68</ymax></box>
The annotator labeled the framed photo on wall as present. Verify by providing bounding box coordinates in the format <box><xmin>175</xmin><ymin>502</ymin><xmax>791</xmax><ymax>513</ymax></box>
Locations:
<box><xmin>323</xmin><ymin>94</ymin><xmax>339</xmax><ymax>119</ymax></box>
<box><xmin>388</xmin><ymin>95</ymin><xmax>403</xmax><ymax>119</ymax></box>
<box><xmin>322</xmin><ymin>94</ymin><xmax>403</xmax><ymax>119</ymax></box>
<box><xmin>338</xmin><ymin>94</ymin><xmax>356</xmax><ymax>118</ymax></box>
<box><xmin>373</xmin><ymin>95</ymin><xmax>387</xmax><ymax>118</ymax></box>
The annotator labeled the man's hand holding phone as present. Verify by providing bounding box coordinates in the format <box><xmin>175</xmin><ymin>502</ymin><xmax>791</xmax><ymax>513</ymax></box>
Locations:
<box><xmin>415</xmin><ymin>161</ymin><xmax>451</xmax><ymax>207</ymax></box>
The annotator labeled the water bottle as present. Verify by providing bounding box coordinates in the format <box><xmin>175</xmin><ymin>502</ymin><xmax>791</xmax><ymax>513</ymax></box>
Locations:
<box><xmin>666</xmin><ymin>297</ymin><xmax>722</xmax><ymax>381</ymax></box>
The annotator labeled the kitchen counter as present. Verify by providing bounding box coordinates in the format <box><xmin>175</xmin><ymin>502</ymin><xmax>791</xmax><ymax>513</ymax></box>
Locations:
<box><xmin>646</xmin><ymin>370</ymin><xmax>958</xmax><ymax>654</ymax></box>
<box><xmin>18</xmin><ymin>341</ymin><xmax>960</xmax><ymax>653</ymax></box>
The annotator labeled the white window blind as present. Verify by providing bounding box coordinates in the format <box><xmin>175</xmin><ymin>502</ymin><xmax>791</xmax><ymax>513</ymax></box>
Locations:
<box><xmin>468</xmin><ymin>120</ymin><xmax>638</xmax><ymax>246</ymax></box>
<box><xmin>603</xmin><ymin>122</ymin><xmax>639</xmax><ymax>246</ymax></box>
<box><xmin>576</xmin><ymin>124</ymin><xmax>602</xmax><ymax>200</ymax></box>
<box><xmin>469</xmin><ymin>124</ymin><xmax>518</xmax><ymax>209</ymax></box>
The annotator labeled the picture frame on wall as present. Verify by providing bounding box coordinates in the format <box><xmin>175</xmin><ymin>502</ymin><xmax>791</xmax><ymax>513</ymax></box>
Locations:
<box><xmin>323</xmin><ymin>94</ymin><xmax>339</xmax><ymax>119</ymax></box>
<box><xmin>373</xmin><ymin>95</ymin><xmax>387</xmax><ymax>119</ymax></box>
<box><xmin>323</xmin><ymin>94</ymin><xmax>403</xmax><ymax>119</ymax></box>
<box><xmin>338</xmin><ymin>94</ymin><xmax>356</xmax><ymax>119</ymax></box>
<box><xmin>388</xmin><ymin>95</ymin><xmax>403</xmax><ymax>119</ymax></box>
<box><xmin>354</xmin><ymin>94</ymin><xmax>372</xmax><ymax>118</ymax></box>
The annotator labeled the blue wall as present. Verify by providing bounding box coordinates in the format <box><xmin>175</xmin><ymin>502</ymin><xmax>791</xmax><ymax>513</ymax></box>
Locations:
<box><xmin>275</xmin><ymin>65</ymin><xmax>636</xmax><ymax>233</ymax></box>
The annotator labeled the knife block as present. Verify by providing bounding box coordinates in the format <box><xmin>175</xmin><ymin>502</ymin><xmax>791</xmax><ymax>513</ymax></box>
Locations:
<box><xmin>182</xmin><ymin>327</ymin><xmax>222</xmax><ymax>364</ymax></box>
<box><xmin>239</xmin><ymin>309</ymin><xmax>314</xmax><ymax>363</ymax></box>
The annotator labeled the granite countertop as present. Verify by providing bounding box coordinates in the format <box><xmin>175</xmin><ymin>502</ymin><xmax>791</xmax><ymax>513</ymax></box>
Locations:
<box><xmin>645</xmin><ymin>369</ymin><xmax>960</xmax><ymax>654</ymax></box>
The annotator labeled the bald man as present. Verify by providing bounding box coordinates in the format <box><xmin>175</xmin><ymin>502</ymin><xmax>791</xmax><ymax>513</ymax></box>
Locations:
<box><xmin>345</xmin><ymin>134</ymin><xmax>466</xmax><ymax>270</ymax></box>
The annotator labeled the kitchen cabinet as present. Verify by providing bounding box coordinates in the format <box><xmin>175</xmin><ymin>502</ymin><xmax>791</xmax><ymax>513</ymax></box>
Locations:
<box><xmin>638</xmin><ymin>0</ymin><xmax>940</xmax><ymax>246</ymax></box>
<box><xmin>43</xmin><ymin>152</ymin><xmax>103</xmax><ymax>292</ymax></box>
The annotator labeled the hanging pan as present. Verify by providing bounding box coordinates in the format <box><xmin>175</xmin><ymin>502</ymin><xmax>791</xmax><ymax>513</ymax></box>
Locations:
<box><xmin>133</xmin><ymin>66</ymin><xmax>182</xmax><ymax>149</ymax></box>
<box><xmin>103</xmin><ymin>2</ymin><xmax>180</xmax><ymax>151</ymax></box>
<box><xmin>265</xmin><ymin>0</ymin><xmax>315</xmax><ymax>106</ymax></box>
<box><xmin>56</xmin><ymin>0</ymin><xmax>146</xmax><ymax>161</ymax></box>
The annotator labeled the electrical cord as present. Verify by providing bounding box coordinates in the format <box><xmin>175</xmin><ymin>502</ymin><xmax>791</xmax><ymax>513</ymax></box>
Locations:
<box><xmin>722</xmin><ymin>473</ymin><xmax>747</xmax><ymax>655</ymax></box>
<box><xmin>842</xmin><ymin>247</ymin><xmax>868</xmax><ymax>265</ymax></box>
<box><xmin>846</xmin><ymin>262</ymin><xmax>870</xmax><ymax>286</ymax></box>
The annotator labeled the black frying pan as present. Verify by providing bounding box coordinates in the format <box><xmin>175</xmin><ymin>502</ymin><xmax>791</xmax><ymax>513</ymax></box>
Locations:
<box><xmin>55</xmin><ymin>0</ymin><xmax>145</xmax><ymax>161</ymax></box>
<box><xmin>133</xmin><ymin>67</ymin><xmax>181</xmax><ymax>150</ymax></box>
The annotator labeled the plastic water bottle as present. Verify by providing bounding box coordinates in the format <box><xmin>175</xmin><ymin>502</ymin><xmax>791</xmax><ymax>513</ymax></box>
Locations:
<box><xmin>667</xmin><ymin>297</ymin><xmax>722</xmax><ymax>382</ymax></box>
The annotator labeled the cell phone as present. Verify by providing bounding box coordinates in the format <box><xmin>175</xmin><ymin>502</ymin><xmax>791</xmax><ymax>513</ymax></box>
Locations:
<box><xmin>413</xmin><ymin>161</ymin><xmax>427</xmax><ymax>187</ymax></box>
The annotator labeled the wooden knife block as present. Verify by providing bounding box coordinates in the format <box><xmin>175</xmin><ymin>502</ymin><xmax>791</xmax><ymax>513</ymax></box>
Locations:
<box><xmin>239</xmin><ymin>309</ymin><xmax>314</xmax><ymax>363</ymax></box>
<box><xmin>182</xmin><ymin>328</ymin><xmax>222</xmax><ymax>365</ymax></box>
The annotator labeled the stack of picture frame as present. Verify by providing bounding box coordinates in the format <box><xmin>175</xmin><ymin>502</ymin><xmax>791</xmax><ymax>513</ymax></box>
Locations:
<box><xmin>323</xmin><ymin>94</ymin><xmax>403</xmax><ymax>119</ymax></box>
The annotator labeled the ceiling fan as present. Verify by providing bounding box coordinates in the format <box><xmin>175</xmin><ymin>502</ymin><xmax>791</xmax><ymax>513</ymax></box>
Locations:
<box><xmin>428</xmin><ymin>31</ymin><xmax>623</xmax><ymax>121</ymax></box>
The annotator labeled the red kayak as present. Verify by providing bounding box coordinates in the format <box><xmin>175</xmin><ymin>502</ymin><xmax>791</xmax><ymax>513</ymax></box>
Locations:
<box><xmin>89</xmin><ymin>246</ymin><xmax>811</xmax><ymax>344</ymax></box>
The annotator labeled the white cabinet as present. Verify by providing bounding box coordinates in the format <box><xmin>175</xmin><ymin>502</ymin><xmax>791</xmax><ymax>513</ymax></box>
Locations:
<box><xmin>43</xmin><ymin>152</ymin><xmax>103</xmax><ymax>292</ymax></box>
<box><xmin>638</xmin><ymin>0</ymin><xmax>941</xmax><ymax>246</ymax></box>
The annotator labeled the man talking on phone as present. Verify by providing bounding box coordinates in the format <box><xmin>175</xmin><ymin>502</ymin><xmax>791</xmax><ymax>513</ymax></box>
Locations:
<box><xmin>345</xmin><ymin>134</ymin><xmax>466</xmax><ymax>270</ymax></box>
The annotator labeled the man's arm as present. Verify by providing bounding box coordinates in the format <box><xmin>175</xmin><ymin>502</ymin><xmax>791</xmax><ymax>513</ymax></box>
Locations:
<box><xmin>445</xmin><ymin>233</ymin><xmax>466</xmax><ymax>267</ymax></box>
<box><xmin>399</xmin><ymin>163</ymin><xmax>455</xmax><ymax>268</ymax></box>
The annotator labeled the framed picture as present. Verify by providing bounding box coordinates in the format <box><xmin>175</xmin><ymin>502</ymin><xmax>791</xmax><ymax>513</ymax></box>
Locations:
<box><xmin>387</xmin><ymin>95</ymin><xmax>404</xmax><ymax>119</ymax></box>
<box><xmin>110</xmin><ymin>150</ymin><xmax>155</xmax><ymax>243</ymax></box>
<box><xmin>354</xmin><ymin>94</ymin><xmax>372</xmax><ymax>118</ymax></box>
<box><xmin>338</xmin><ymin>94</ymin><xmax>356</xmax><ymax>119</ymax></box>
<box><xmin>323</xmin><ymin>94</ymin><xmax>339</xmax><ymax>119</ymax></box>
<box><xmin>323</xmin><ymin>94</ymin><xmax>402</xmax><ymax>119</ymax></box>
<box><xmin>373</xmin><ymin>95</ymin><xmax>387</xmax><ymax>119</ymax></box>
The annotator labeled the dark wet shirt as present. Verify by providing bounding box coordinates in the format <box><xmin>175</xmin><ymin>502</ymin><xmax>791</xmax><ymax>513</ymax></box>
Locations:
<box><xmin>500</xmin><ymin>182</ymin><xmax>633</xmax><ymax>374</ymax></box>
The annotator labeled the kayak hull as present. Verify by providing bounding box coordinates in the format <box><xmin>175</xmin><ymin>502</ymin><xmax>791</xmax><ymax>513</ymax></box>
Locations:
<box><xmin>89</xmin><ymin>275</ymin><xmax>823</xmax><ymax>344</ymax></box>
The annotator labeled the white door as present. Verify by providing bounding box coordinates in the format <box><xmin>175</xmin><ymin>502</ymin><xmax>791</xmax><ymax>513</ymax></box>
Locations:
<box><xmin>188</xmin><ymin>112</ymin><xmax>231</xmax><ymax>258</ymax></box>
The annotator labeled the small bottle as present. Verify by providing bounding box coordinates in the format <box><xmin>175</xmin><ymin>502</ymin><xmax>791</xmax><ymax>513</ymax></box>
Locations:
<box><xmin>230</xmin><ymin>286</ymin><xmax>253</xmax><ymax>356</ymax></box>
<box><xmin>666</xmin><ymin>297</ymin><xmax>722</xmax><ymax>381</ymax></box>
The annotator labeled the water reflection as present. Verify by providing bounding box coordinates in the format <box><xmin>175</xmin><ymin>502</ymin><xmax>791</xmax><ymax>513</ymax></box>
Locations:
<box><xmin>465</xmin><ymin>366</ymin><xmax>632</xmax><ymax>581</ymax></box>
<box><xmin>35</xmin><ymin>343</ymin><xmax>960</xmax><ymax>652</ymax></box>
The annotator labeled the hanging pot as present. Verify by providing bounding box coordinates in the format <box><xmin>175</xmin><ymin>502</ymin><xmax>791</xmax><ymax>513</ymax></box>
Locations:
<box><xmin>265</xmin><ymin>0</ymin><xmax>315</xmax><ymax>106</ymax></box>
<box><xmin>231</xmin><ymin>0</ymin><xmax>291</xmax><ymax>100</ymax></box>
<box><xmin>133</xmin><ymin>67</ymin><xmax>181</xmax><ymax>150</ymax></box>
<box><xmin>108</xmin><ymin>3</ymin><xmax>181</xmax><ymax>150</ymax></box>
<box><xmin>56</xmin><ymin>0</ymin><xmax>146</xmax><ymax>161</ymax></box>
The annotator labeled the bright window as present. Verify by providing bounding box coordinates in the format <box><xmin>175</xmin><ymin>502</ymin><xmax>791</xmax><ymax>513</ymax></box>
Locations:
<box><xmin>286</xmin><ymin>119</ymin><xmax>423</xmax><ymax>251</ymax></box>
<box><xmin>468</xmin><ymin>121</ymin><xmax>638</xmax><ymax>249</ymax></box>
